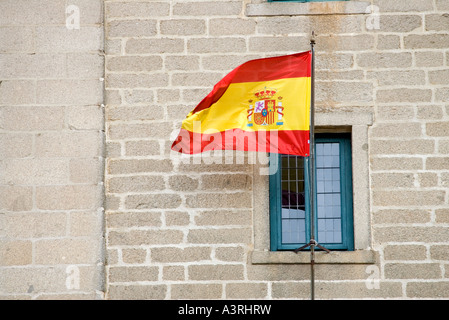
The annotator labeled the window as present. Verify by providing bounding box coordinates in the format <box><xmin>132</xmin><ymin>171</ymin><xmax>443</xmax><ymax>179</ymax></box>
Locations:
<box><xmin>269</xmin><ymin>133</ymin><xmax>354</xmax><ymax>251</ymax></box>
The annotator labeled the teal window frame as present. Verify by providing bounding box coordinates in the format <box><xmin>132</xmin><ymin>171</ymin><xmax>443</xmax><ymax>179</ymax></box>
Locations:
<box><xmin>269</xmin><ymin>133</ymin><xmax>354</xmax><ymax>251</ymax></box>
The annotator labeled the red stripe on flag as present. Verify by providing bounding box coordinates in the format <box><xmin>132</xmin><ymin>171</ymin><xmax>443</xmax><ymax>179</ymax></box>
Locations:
<box><xmin>230</xmin><ymin>52</ymin><xmax>311</xmax><ymax>83</ymax></box>
<box><xmin>171</xmin><ymin>128</ymin><xmax>310</xmax><ymax>156</ymax></box>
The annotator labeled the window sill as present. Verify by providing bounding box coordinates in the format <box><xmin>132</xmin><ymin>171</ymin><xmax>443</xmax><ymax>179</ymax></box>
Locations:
<box><xmin>251</xmin><ymin>249</ymin><xmax>378</xmax><ymax>264</ymax></box>
<box><xmin>246</xmin><ymin>1</ymin><xmax>371</xmax><ymax>16</ymax></box>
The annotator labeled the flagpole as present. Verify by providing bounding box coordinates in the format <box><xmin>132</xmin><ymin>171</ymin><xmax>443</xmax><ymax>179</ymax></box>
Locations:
<box><xmin>293</xmin><ymin>32</ymin><xmax>329</xmax><ymax>300</ymax></box>
<box><xmin>309</xmin><ymin>33</ymin><xmax>317</xmax><ymax>301</ymax></box>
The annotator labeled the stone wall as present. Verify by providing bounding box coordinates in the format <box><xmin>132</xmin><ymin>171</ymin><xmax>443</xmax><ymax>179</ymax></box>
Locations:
<box><xmin>103</xmin><ymin>0</ymin><xmax>449</xmax><ymax>299</ymax></box>
<box><xmin>0</xmin><ymin>0</ymin><xmax>105</xmax><ymax>299</ymax></box>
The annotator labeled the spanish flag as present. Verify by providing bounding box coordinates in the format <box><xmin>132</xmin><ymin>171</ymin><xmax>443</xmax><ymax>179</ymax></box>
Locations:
<box><xmin>171</xmin><ymin>51</ymin><xmax>312</xmax><ymax>156</ymax></box>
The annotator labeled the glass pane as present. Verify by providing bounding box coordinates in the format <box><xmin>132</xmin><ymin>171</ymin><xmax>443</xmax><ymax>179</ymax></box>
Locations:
<box><xmin>280</xmin><ymin>154</ymin><xmax>306</xmax><ymax>244</ymax></box>
<box><xmin>315</xmin><ymin>142</ymin><xmax>343</xmax><ymax>244</ymax></box>
<box><xmin>282</xmin><ymin>218</ymin><xmax>306</xmax><ymax>244</ymax></box>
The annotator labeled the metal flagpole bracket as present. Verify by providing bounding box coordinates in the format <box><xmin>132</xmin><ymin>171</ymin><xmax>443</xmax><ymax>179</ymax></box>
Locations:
<box><xmin>293</xmin><ymin>240</ymin><xmax>331</xmax><ymax>254</ymax></box>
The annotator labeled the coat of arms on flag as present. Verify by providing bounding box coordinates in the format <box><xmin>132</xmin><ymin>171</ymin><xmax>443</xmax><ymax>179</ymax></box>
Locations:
<box><xmin>247</xmin><ymin>87</ymin><xmax>284</xmax><ymax>128</ymax></box>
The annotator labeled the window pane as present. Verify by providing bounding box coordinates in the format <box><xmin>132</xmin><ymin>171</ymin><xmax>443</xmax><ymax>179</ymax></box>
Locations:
<box><xmin>316</xmin><ymin>141</ymin><xmax>342</xmax><ymax>244</ymax></box>
<box><xmin>281</xmin><ymin>155</ymin><xmax>306</xmax><ymax>244</ymax></box>
<box><xmin>282</xmin><ymin>217</ymin><xmax>306</xmax><ymax>244</ymax></box>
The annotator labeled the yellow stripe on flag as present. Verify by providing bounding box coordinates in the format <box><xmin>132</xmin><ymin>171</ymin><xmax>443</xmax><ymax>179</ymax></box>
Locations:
<box><xmin>181</xmin><ymin>77</ymin><xmax>310</xmax><ymax>133</ymax></box>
